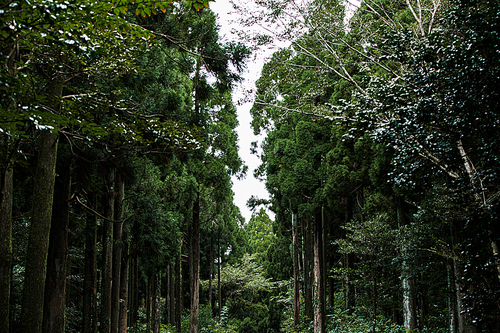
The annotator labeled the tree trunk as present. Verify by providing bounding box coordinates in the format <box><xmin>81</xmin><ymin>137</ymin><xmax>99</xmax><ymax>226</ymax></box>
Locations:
<box><xmin>118</xmin><ymin>242</ymin><xmax>129</xmax><ymax>333</ymax></box>
<box><xmin>153</xmin><ymin>273</ymin><xmax>160</xmax><ymax>333</ymax></box>
<box><xmin>209</xmin><ymin>236</ymin><xmax>213</xmax><ymax>312</ymax></box>
<box><xmin>83</xmin><ymin>194</ymin><xmax>98</xmax><ymax>333</ymax></box>
<box><xmin>397</xmin><ymin>198</ymin><xmax>417</xmax><ymax>332</ymax></box>
<box><xmin>169</xmin><ymin>264</ymin><xmax>175</xmax><ymax>327</ymax></box>
<box><xmin>344</xmin><ymin>196</ymin><xmax>355</xmax><ymax>313</ymax></box>
<box><xmin>304</xmin><ymin>215</ymin><xmax>314</xmax><ymax>322</ymax></box>
<box><xmin>448</xmin><ymin>261</ymin><xmax>458</xmax><ymax>333</ymax></box>
<box><xmin>43</xmin><ymin>145</ymin><xmax>71</xmax><ymax>333</ymax></box>
<box><xmin>127</xmin><ymin>256</ymin><xmax>138</xmax><ymax>328</ymax></box>
<box><xmin>175</xmin><ymin>238</ymin><xmax>183</xmax><ymax>333</ymax></box>
<box><xmin>20</xmin><ymin>126</ymin><xmax>60</xmax><ymax>332</ymax></box>
<box><xmin>321</xmin><ymin>207</ymin><xmax>327</xmax><ymax>320</ymax></box>
<box><xmin>0</xmin><ymin>165</ymin><xmax>13</xmax><ymax>333</ymax></box>
<box><xmin>146</xmin><ymin>274</ymin><xmax>152</xmax><ymax>333</ymax></box>
<box><xmin>450</xmin><ymin>219</ymin><xmax>477</xmax><ymax>333</ymax></box>
<box><xmin>292</xmin><ymin>212</ymin><xmax>300</xmax><ymax>328</ymax></box>
<box><xmin>100</xmin><ymin>168</ymin><xmax>115</xmax><ymax>333</ymax></box>
<box><xmin>111</xmin><ymin>174</ymin><xmax>124</xmax><ymax>333</ymax></box>
<box><xmin>218</xmin><ymin>227</ymin><xmax>222</xmax><ymax>320</ymax></box>
<box><xmin>189</xmin><ymin>199</ymin><xmax>201</xmax><ymax>333</ymax></box>
<box><xmin>313</xmin><ymin>210</ymin><xmax>325</xmax><ymax>333</ymax></box>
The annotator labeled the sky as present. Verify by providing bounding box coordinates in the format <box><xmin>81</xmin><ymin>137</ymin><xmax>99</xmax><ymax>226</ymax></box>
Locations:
<box><xmin>210</xmin><ymin>0</ymin><xmax>273</xmax><ymax>223</ymax></box>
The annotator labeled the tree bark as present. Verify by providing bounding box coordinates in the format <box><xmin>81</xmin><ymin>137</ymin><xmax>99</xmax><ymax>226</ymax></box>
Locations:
<box><xmin>209</xmin><ymin>236</ymin><xmax>213</xmax><ymax>312</ymax></box>
<box><xmin>111</xmin><ymin>174</ymin><xmax>124</xmax><ymax>333</ymax></box>
<box><xmin>175</xmin><ymin>237</ymin><xmax>183</xmax><ymax>333</ymax></box>
<box><xmin>397</xmin><ymin>198</ymin><xmax>417</xmax><ymax>332</ymax></box>
<box><xmin>313</xmin><ymin>210</ymin><xmax>325</xmax><ymax>333</ymax></box>
<box><xmin>218</xmin><ymin>226</ymin><xmax>222</xmax><ymax>320</ymax></box>
<box><xmin>169</xmin><ymin>264</ymin><xmax>175</xmax><ymax>327</ymax></box>
<box><xmin>292</xmin><ymin>212</ymin><xmax>300</xmax><ymax>328</ymax></box>
<box><xmin>118</xmin><ymin>242</ymin><xmax>129</xmax><ymax>333</ymax></box>
<box><xmin>127</xmin><ymin>255</ymin><xmax>138</xmax><ymax>328</ymax></box>
<box><xmin>450</xmin><ymin>219</ymin><xmax>477</xmax><ymax>333</ymax></box>
<box><xmin>43</xmin><ymin>145</ymin><xmax>71</xmax><ymax>333</ymax></box>
<box><xmin>100</xmin><ymin>168</ymin><xmax>115</xmax><ymax>333</ymax></box>
<box><xmin>153</xmin><ymin>273</ymin><xmax>160</xmax><ymax>333</ymax></box>
<box><xmin>0</xmin><ymin>165</ymin><xmax>13</xmax><ymax>333</ymax></box>
<box><xmin>448</xmin><ymin>261</ymin><xmax>458</xmax><ymax>333</ymax></box>
<box><xmin>189</xmin><ymin>199</ymin><xmax>201</xmax><ymax>333</ymax></box>
<box><xmin>20</xmin><ymin>128</ymin><xmax>60</xmax><ymax>332</ymax></box>
<box><xmin>344</xmin><ymin>196</ymin><xmax>355</xmax><ymax>313</ymax></box>
<box><xmin>83</xmin><ymin>194</ymin><xmax>98</xmax><ymax>333</ymax></box>
<box><xmin>304</xmin><ymin>215</ymin><xmax>314</xmax><ymax>322</ymax></box>
<box><xmin>146</xmin><ymin>274</ymin><xmax>152</xmax><ymax>333</ymax></box>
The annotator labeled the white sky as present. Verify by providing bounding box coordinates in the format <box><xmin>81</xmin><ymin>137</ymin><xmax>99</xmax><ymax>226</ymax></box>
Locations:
<box><xmin>210</xmin><ymin>0</ymin><xmax>273</xmax><ymax>223</ymax></box>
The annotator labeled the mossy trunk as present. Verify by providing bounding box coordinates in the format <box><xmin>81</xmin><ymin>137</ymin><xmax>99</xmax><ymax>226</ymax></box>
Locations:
<box><xmin>20</xmin><ymin>129</ymin><xmax>60</xmax><ymax>332</ymax></box>
<box><xmin>0</xmin><ymin>166</ymin><xmax>13</xmax><ymax>333</ymax></box>
<box><xmin>43</xmin><ymin>144</ymin><xmax>71</xmax><ymax>333</ymax></box>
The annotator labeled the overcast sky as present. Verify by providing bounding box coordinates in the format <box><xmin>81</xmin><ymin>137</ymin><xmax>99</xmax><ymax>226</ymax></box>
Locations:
<box><xmin>210</xmin><ymin>0</ymin><xmax>273</xmax><ymax>223</ymax></box>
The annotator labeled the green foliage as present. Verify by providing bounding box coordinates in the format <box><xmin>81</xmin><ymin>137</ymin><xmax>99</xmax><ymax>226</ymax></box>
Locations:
<box><xmin>244</xmin><ymin>208</ymin><xmax>276</xmax><ymax>263</ymax></box>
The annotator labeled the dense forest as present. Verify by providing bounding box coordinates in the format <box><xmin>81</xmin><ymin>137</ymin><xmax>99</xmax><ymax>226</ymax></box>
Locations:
<box><xmin>1</xmin><ymin>1</ymin><xmax>499</xmax><ymax>333</ymax></box>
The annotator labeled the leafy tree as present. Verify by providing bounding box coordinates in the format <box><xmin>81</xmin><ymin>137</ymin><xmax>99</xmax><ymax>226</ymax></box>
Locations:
<box><xmin>245</xmin><ymin>208</ymin><xmax>276</xmax><ymax>264</ymax></box>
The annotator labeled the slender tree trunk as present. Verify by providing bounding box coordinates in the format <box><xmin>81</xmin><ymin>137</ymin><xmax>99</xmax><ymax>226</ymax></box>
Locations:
<box><xmin>175</xmin><ymin>238</ymin><xmax>183</xmax><ymax>333</ymax></box>
<box><xmin>83</xmin><ymin>194</ymin><xmax>98</xmax><ymax>333</ymax></box>
<box><xmin>218</xmin><ymin>227</ymin><xmax>222</xmax><ymax>320</ymax></box>
<box><xmin>146</xmin><ymin>274</ymin><xmax>152</xmax><ymax>333</ymax></box>
<box><xmin>0</xmin><ymin>165</ymin><xmax>13</xmax><ymax>333</ymax></box>
<box><xmin>397</xmin><ymin>197</ymin><xmax>417</xmax><ymax>332</ymax></box>
<box><xmin>100</xmin><ymin>169</ymin><xmax>115</xmax><ymax>333</ymax></box>
<box><xmin>304</xmin><ymin>215</ymin><xmax>314</xmax><ymax>322</ymax></box>
<box><xmin>111</xmin><ymin>175</ymin><xmax>124</xmax><ymax>333</ymax></box>
<box><xmin>153</xmin><ymin>273</ymin><xmax>160</xmax><ymax>333</ymax></box>
<box><xmin>189</xmin><ymin>199</ymin><xmax>201</xmax><ymax>333</ymax></box>
<box><xmin>321</xmin><ymin>207</ymin><xmax>327</xmax><ymax>319</ymax></box>
<box><xmin>313</xmin><ymin>210</ymin><xmax>325</xmax><ymax>333</ymax></box>
<box><xmin>344</xmin><ymin>196</ymin><xmax>355</xmax><ymax>313</ymax></box>
<box><xmin>448</xmin><ymin>261</ymin><xmax>458</xmax><ymax>333</ymax></box>
<box><xmin>209</xmin><ymin>236</ymin><xmax>213</xmax><ymax>312</ymax></box>
<box><xmin>327</xmin><ymin>212</ymin><xmax>335</xmax><ymax>309</ymax></box>
<box><xmin>43</xmin><ymin>146</ymin><xmax>71</xmax><ymax>333</ymax></box>
<box><xmin>169</xmin><ymin>264</ymin><xmax>175</xmax><ymax>327</ymax></box>
<box><xmin>127</xmin><ymin>255</ymin><xmax>138</xmax><ymax>328</ymax></box>
<box><xmin>118</xmin><ymin>242</ymin><xmax>129</xmax><ymax>333</ymax></box>
<box><xmin>292</xmin><ymin>212</ymin><xmax>300</xmax><ymax>328</ymax></box>
<box><xmin>450</xmin><ymin>219</ymin><xmax>477</xmax><ymax>333</ymax></box>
